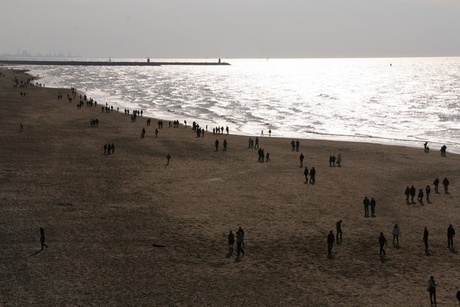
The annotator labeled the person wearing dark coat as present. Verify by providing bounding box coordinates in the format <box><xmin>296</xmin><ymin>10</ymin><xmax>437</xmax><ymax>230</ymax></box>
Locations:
<box><xmin>327</xmin><ymin>231</ymin><xmax>335</xmax><ymax>255</ymax></box>
<box><xmin>448</xmin><ymin>224</ymin><xmax>456</xmax><ymax>250</ymax></box>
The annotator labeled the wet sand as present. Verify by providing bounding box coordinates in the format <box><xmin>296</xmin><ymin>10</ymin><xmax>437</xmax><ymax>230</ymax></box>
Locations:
<box><xmin>1</xmin><ymin>67</ymin><xmax>459</xmax><ymax>306</ymax></box>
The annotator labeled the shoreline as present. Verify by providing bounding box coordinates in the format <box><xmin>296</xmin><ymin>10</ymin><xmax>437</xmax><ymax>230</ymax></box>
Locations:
<box><xmin>20</xmin><ymin>63</ymin><xmax>460</xmax><ymax>155</ymax></box>
<box><xmin>1</xmin><ymin>66</ymin><xmax>459</xmax><ymax>306</ymax></box>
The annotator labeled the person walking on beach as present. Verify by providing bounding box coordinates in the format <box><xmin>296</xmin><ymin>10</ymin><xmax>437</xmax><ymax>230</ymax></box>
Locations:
<box><xmin>392</xmin><ymin>224</ymin><xmax>400</xmax><ymax>247</ymax></box>
<box><xmin>423</xmin><ymin>227</ymin><xmax>429</xmax><ymax>251</ymax></box>
<box><xmin>228</xmin><ymin>230</ymin><xmax>235</xmax><ymax>255</ymax></box>
<box><xmin>40</xmin><ymin>227</ymin><xmax>48</xmax><ymax>250</ymax></box>
<box><xmin>409</xmin><ymin>185</ymin><xmax>416</xmax><ymax>203</ymax></box>
<box><xmin>404</xmin><ymin>186</ymin><xmax>410</xmax><ymax>203</ymax></box>
<box><xmin>442</xmin><ymin>177</ymin><xmax>449</xmax><ymax>194</ymax></box>
<box><xmin>370</xmin><ymin>198</ymin><xmax>376</xmax><ymax>217</ymax></box>
<box><xmin>327</xmin><ymin>231</ymin><xmax>335</xmax><ymax>255</ymax></box>
<box><xmin>433</xmin><ymin>178</ymin><xmax>440</xmax><ymax>194</ymax></box>
<box><xmin>303</xmin><ymin>167</ymin><xmax>309</xmax><ymax>184</ymax></box>
<box><xmin>309</xmin><ymin>167</ymin><xmax>316</xmax><ymax>184</ymax></box>
<box><xmin>336</xmin><ymin>154</ymin><xmax>342</xmax><ymax>167</ymax></box>
<box><xmin>336</xmin><ymin>220</ymin><xmax>342</xmax><ymax>242</ymax></box>
<box><xmin>379</xmin><ymin>232</ymin><xmax>387</xmax><ymax>257</ymax></box>
<box><xmin>166</xmin><ymin>153</ymin><xmax>171</xmax><ymax>166</ymax></box>
<box><xmin>299</xmin><ymin>153</ymin><xmax>304</xmax><ymax>167</ymax></box>
<box><xmin>418</xmin><ymin>188</ymin><xmax>424</xmax><ymax>204</ymax></box>
<box><xmin>363</xmin><ymin>197</ymin><xmax>370</xmax><ymax>217</ymax></box>
<box><xmin>223</xmin><ymin>139</ymin><xmax>227</xmax><ymax>151</ymax></box>
<box><xmin>426</xmin><ymin>185</ymin><xmax>431</xmax><ymax>202</ymax></box>
<box><xmin>448</xmin><ymin>224</ymin><xmax>455</xmax><ymax>250</ymax></box>
<box><xmin>236</xmin><ymin>228</ymin><xmax>245</xmax><ymax>257</ymax></box>
<box><xmin>427</xmin><ymin>276</ymin><xmax>437</xmax><ymax>306</ymax></box>
<box><xmin>215</xmin><ymin>139</ymin><xmax>219</xmax><ymax>151</ymax></box>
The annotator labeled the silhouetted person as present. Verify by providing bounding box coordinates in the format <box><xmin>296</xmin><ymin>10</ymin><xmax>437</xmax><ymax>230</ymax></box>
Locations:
<box><xmin>392</xmin><ymin>224</ymin><xmax>400</xmax><ymax>246</ymax></box>
<box><xmin>404</xmin><ymin>186</ymin><xmax>410</xmax><ymax>203</ymax></box>
<box><xmin>299</xmin><ymin>153</ymin><xmax>304</xmax><ymax>167</ymax></box>
<box><xmin>433</xmin><ymin>178</ymin><xmax>440</xmax><ymax>194</ymax></box>
<box><xmin>448</xmin><ymin>224</ymin><xmax>455</xmax><ymax>250</ymax></box>
<box><xmin>336</xmin><ymin>220</ymin><xmax>342</xmax><ymax>242</ymax></box>
<box><xmin>309</xmin><ymin>167</ymin><xmax>316</xmax><ymax>184</ymax></box>
<box><xmin>327</xmin><ymin>231</ymin><xmax>335</xmax><ymax>255</ymax></box>
<box><xmin>303</xmin><ymin>167</ymin><xmax>309</xmax><ymax>184</ymax></box>
<box><xmin>427</xmin><ymin>276</ymin><xmax>437</xmax><ymax>306</ymax></box>
<box><xmin>370</xmin><ymin>198</ymin><xmax>376</xmax><ymax>217</ymax></box>
<box><xmin>424</xmin><ymin>141</ymin><xmax>429</xmax><ymax>152</ymax></box>
<box><xmin>228</xmin><ymin>230</ymin><xmax>235</xmax><ymax>255</ymax></box>
<box><xmin>236</xmin><ymin>228</ymin><xmax>245</xmax><ymax>257</ymax></box>
<box><xmin>223</xmin><ymin>139</ymin><xmax>227</xmax><ymax>151</ymax></box>
<box><xmin>423</xmin><ymin>227</ymin><xmax>429</xmax><ymax>251</ymax></box>
<box><xmin>440</xmin><ymin>145</ymin><xmax>447</xmax><ymax>156</ymax></box>
<box><xmin>215</xmin><ymin>139</ymin><xmax>219</xmax><ymax>151</ymax></box>
<box><xmin>379</xmin><ymin>232</ymin><xmax>387</xmax><ymax>257</ymax></box>
<box><xmin>442</xmin><ymin>177</ymin><xmax>449</xmax><ymax>194</ymax></box>
<box><xmin>265</xmin><ymin>152</ymin><xmax>270</xmax><ymax>162</ymax></box>
<box><xmin>409</xmin><ymin>185</ymin><xmax>416</xmax><ymax>203</ymax></box>
<box><xmin>40</xmin><ymin>227</ymin><xmax>48</xmax><ymax>250</ymax></box>
<box><xmin>166</xmin><ymin>153</ymin><xmax>171</xmax><ymax>166</ymax></box>
<box><xmin>363</xmin><ymin>196</ymin><xmax>370</xmax><ymax>217</ymax></box>
<box><xmin>418</xmin><ymin>188</ymin><xmax>424</xmax><ymax>204</ymax></box>
<box><xmin>336</xmin><ymin>154</ymin><xmax>342</xmax><ymax>167</ymax></box>
<box><xmin>426</xmin><ymin>185</ymin><xmax>431</xmax><ymax>202</ymax></box>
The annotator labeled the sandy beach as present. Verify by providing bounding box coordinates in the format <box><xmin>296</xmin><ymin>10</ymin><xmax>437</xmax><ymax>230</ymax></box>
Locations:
<box><xmin>1</xmin><ymin>67</ymin><xmax>459</xmax><ymax>306</ymax></box>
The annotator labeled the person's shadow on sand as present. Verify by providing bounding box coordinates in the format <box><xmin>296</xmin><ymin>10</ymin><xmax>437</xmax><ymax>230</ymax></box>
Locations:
<box><xmin>30</xmin><ymin>250</ymin><xmax>42</xmax><ymax>256</ymax></box>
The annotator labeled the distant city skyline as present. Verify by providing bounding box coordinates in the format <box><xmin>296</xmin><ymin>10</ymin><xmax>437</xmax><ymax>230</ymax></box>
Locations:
<box><xmin>2</xmin><ymin>0</ymin><xmax>460</xmax><ymax>58</ymax></box>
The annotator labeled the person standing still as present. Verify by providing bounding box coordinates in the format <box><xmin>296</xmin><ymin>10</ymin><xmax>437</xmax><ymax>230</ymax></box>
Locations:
<box><xmin>370</xmin><ymin>198</ymin><xmax>376</xmax><ymax>217</ymax></box>
<box><xmin>327</xmin><ymin>231</ymin><xmax>335</xmax><ymax>255</ymax></box>
<box><xmin>442</xmin><ymin>177</ymin><xmax>449</xmax><ymax>194</ymax></box>
<box><xmin>379</xmin><ymin>232</ymin><xmax>387</xmax><ymax>257</ymax></box>
<box><xmin>427</xmin><ymin>276</ymin><xmax>437</xmax><ymax>306</ymax></box>
<box><xmin>236</xmin><ymin>229</ymin><xmax>245</xmax><ymax>257</ymax></box>
<box><xmin>228</xmin><ymin>230</ymin><xmax>235</xmax><ymax>255</ymax></box>
<box><xmin>392</xmin><ymin>224</ymin><xmax>400</xmax><ymax>247</ymax></box>
<box><xmin>336</xmin><ymin>220</ymin><xmax>343</xmax><ymax>242</ymax></box>
<box><xmin>40</xmin><ymin>227</ymin><xmax>48</xmax><ymax>250</ymax></box>
<box><xmin>299</xmin><ymin>153</ymin><xmax>304</xmax><ymax>168</ymax></box>
<box><xmin>423</xmin><ymin>227</ymin><xmax>429</xmax><ymax>251</ymax></box>
<box><xmin>363</xmin><ymin>196</ymin><xmax>370</xmax><ymax>217</ymax></box>
<box><xmin>448</xmin><ymin>224</ymin><xmax>455</xmax><ymax>250</ymax></box>
<box><xmin>433</xmin><ymin>178</ymin><xmax>440</xmax><ymax>194</ymax></box>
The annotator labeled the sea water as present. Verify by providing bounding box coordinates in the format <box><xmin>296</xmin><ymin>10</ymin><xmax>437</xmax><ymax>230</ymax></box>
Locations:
<box><xmin>24</xmin><ymin>57</ymin><xmax>460</xmax><ymax>153</ymax></box>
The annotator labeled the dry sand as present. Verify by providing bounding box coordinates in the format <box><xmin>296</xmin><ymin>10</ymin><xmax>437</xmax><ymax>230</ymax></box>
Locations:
<box><xmin>0</xmin><ymin>67</ymin><xmax>459</xmax><ymax>306</ymax></box>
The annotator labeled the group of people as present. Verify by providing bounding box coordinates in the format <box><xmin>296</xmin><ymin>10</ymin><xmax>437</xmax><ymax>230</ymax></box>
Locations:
<box><xmin>303</xmin><ymin>166</ymin><xmax>316</xmax><ymax>185</ymax></box>
<box><xmin>103</xmin><ymin>143</ymin><xmax>115</xmax><ymax>155</ymax></box>
<box><xmin>404</xmin><ymin>177</ymin><xmax>450</xmax><ymax>204</ymax></box>
<box><xmin>227</xmin><ymin>227</ymin><xmax>245</xmax><ymax>258</ymax></box>
<box><xmin>248</xmin><ymin>137</ymin><xmax>260</xmax><ymax>149</ymax></box>
<box><xmin>362</xmin><ymin>196</ymin><xmax>377</xmax><ymax>217</ymax></box>
<box><xmin>290</xmin><ymin>140</ymin><xmax>300</xmax><ymax>152</ymax></box>
<box><xmin>404</xmin><ymin>185</ymin><xmax>431</xmax><ymax>204</ymax></box>
<box><xmin>329</xmin><ymin>223</ymin><xmax>455</xmax><ymax>259</ymax></box>
<box><xmin>328</xmin><ymin>154</ymin><xmax>342</xmax><ymax>167</ymax></box>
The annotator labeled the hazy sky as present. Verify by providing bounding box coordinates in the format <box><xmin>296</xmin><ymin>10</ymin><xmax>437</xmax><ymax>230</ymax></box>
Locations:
<box><xmin>2</xmin><ymin>0</ymin><xmax>460</xmax><ymax>58</ymax></box>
